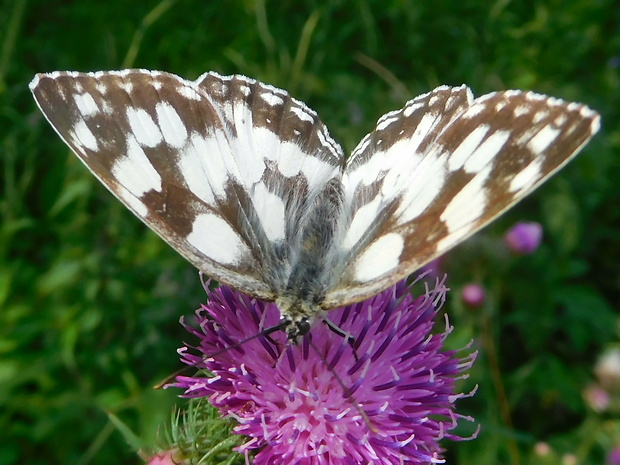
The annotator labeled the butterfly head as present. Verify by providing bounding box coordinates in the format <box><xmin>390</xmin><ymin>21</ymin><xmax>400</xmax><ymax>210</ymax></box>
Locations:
<box><xmin>276</xmin><ymin>295</ymin><xmax>324</xmax><ymax>344</ymax></box>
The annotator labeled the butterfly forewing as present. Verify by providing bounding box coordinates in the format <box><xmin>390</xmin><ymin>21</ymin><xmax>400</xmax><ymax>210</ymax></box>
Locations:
<box><xmin>322</xmin><ymin>88</ymin><xmax>600</xmax><ymax>308</ymax></box>
<box><xmin>346</xmin><ymin>85</ymin><xmax>473</xmax><ymax>171</ymax></box>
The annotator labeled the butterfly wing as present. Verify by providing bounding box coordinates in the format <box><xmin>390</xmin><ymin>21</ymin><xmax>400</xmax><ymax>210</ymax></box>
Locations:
<box><xmin>194</xmin><ymin>72</ymin><xmax>346</xmax><ymax>294</ymax></box>
<box><xmin>323</xmin><ymin>86</ymin><xmax>600</xmax><ymax>308</ymax></box>
<box><xmin>30</xmin><ymin>70</ymin><xmax>345</xmax><ymax>301</ymax></box>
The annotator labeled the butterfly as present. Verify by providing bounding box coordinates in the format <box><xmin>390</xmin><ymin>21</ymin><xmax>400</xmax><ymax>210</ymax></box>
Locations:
<box><xmin>30</xmin><ymin>70</ymin><xmax>600</xmax><ymax>341</ymax></box>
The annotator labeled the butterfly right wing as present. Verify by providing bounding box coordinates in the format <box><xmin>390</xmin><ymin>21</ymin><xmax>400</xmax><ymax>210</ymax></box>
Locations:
<box><xmin>30</xmin><ymin>70</ymin><xmax>344</xmax><ymax>301</ymax></box>
<box><xmin>323</xmin><ymin>86</ymin><xmax>600</xmax><ymax>308</ymax></box>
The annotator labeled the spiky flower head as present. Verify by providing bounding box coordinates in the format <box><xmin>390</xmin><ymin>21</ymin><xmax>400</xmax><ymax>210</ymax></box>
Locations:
<box><xmin>172</xmin><ymin>278</ymin><xmax>476</xmax><ymax>464</ymax></box>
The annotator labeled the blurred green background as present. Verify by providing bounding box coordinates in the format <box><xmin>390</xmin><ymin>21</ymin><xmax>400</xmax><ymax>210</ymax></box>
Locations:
<box><xmin>2</xmin><ymin>0</ymin><xmax>619</xmax><ymax>464</ymax></box>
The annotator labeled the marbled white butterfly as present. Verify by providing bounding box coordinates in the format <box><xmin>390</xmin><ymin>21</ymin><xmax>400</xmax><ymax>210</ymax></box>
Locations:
<box><xmin>30</xmin><ymin>70</ymin><xmax>600</xmax><ymax>341</ymax></box>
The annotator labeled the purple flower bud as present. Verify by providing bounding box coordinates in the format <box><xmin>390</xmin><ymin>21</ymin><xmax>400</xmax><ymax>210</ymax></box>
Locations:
<box><xmin>461</xmin><ymin>284</ymin><xmax>485</xmax><ymax>308</ymax></box>
<box><xmin>504</xmin><ymin>221</ymin><xmax>543</xmax><ymax>255</ymax></box>
<box><xmin>172</xmin><ymin>278</ymin><xmax>477</xmax><ymax>465</ymax></box>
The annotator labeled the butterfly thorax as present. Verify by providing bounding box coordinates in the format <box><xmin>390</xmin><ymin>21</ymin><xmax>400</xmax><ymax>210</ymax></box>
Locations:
<box><xmin>270</xmin><ymin>177</ymin><xmax>344</xmax><ymax>342</ymax></box>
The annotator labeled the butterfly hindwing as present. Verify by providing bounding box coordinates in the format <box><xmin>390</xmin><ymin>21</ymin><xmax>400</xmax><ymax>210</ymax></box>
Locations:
<box><xmin>317</xmin><ymin>86</ymin><xmax>474</xmax><ymax>305</ymax></box>
<box><xmin>194</xmin><ymin>72</ymin><xmax>346</xmax><ymax>289</ymax></box>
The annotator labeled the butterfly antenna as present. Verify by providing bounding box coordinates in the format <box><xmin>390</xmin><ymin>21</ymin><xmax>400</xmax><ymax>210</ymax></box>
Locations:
<box><xmin>154</xmin><ymin>320</ymin><xmax>288</xmax><ymax>389</ymax></box>
<box><xmin>306</xmin><ymin>336</ymin><xmax>378</xmax><ymax>434</ymax></box>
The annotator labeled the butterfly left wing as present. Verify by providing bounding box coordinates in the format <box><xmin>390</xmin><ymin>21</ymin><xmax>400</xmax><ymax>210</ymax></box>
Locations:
<box><xmin>323</xmin><ymin>87</ymin><xmax>600</xmax><ymax>308</ymax></box>
<box><xmin>30</xmin><ymin>70</ymin><xmax>345</xmax><ymax>301</ymax></box>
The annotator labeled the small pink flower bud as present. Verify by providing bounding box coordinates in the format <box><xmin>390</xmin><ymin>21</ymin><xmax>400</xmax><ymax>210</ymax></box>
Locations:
<box><xmin>534</xmin><ymin>441</ymin><xmax>551</xmax><ymax>456</ymax></box>
<box><xmin>583</xmin><ymin>384</ymin><xmax>610</xmax><ymax>412</ymax></box>
<box><xmin>461</xmin><ymin>283</ymin><xmax>485</xmax><ymax>308</ymax></box>
<box><xmin>562</xmin><ymin>453</ymin><xmax>577</xmax><ymax>465</ymax></box>
<box><xmin>146</xmin><ymin>450</ymin><xmax>185</xmax><ymax>465</ymax></box>
<box><xmin>504</xmin><ymin>221</ymin><xmax>543</xmax><ymax>255</ymax></box>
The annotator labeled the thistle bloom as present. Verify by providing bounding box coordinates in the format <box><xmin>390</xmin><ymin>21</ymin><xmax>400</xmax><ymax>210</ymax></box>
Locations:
<box><xmin>172</xmin><ymin>278</ymin><xmax>476</xmax><ymax>465</ymax></box>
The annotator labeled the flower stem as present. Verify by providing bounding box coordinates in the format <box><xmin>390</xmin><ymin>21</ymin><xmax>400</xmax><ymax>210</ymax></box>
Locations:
<box><xmin>481</xmin><ymin>311</ymin><xmax>522</xmax><ymax>465</ymax></box>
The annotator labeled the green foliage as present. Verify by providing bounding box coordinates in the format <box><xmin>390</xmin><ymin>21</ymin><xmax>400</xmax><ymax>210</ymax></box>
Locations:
<box><xmin>2</xmin><ymin>0</ymin><xmax>619</xmax><ymax>463</ymax></box>
<box><xmin>156</xmin><ymin>398</ymin><xmax>243</xmax><ymax>465</ymax></box>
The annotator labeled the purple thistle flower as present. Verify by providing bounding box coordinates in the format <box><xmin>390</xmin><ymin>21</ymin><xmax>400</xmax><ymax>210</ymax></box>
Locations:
<box><xmin>172</xmin><ymin>278</ymin><xmax>477</xmax><ymax>465</ymax></box>
<box><xmin>504</xmin><ymin>221</ymin><xmax>543</xmax><ymax>255</ymax></box>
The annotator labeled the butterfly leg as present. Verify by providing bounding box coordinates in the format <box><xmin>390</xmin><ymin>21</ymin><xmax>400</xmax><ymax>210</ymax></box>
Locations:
<box><xmin>322</xmin><ymin>317</ymin><xmax>359</xmax><ymax>362</ymax></box>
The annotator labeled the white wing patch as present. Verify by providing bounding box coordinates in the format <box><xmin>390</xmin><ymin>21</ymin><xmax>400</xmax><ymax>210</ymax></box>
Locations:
<box><xmin>126</xmin><ymin>107</ymin><xmax>163</xmax><ymax>147</ymax></box>
<box><xmin>440</xmin><ymin>166</ymin><xmax>492</xmax><ymax>233</ymax></box>
<box><xmin>527</xmin><ymin>125</ymin><xmax>561</xmax><ymax>153</ymax></box>
<box><xmin>354</xmin><ymin>233</ymin><xmax>405</xmax><ymax>281</ymax></box>
<box><xmin>448</xmin><ymin>125</ymin><xmax>490</xmax><ymax>171</ymax></box>
<box><xmin>178</xmin><ymin>134</ymin><xmax>217</xmax><ymax>206</ymax></box>
<box><xmin>509</xmin><ymin>157</ymin><xmax>544</xmax><ymax>192</ymax></box>
<box><xmin>74</xmin><ymin>92</ymin><xmax>99</xmax><ymax>116</ymax></box>
<box><xmin>252</xmin><ymin>183</ymin><xmax>286</xmax><ymax>242</ymax></box>
<box><xmin>115</xmin><ymin>185</ymin><xmax>149</xmax><ymax>218</ymax></box>
<box><xmin>344</xmin><ymin>197</ymin><xmax>382</xmax><ymax>250</ymax></box>
<box><xmin>70</xmin><ymin>120</ymin><xmax>98</xmax><ymax>151</ymax></box>
<box><xmin>394</xmin><ymin>163</ymin><xmax>446</xmax><ymax>224</ymax></box>
<box><xmin>111</xmin><ymin>137</ymin><xmax>162</xmax><ymax>197</ymax></box>
<box><xmin>155</xmin><ymin>102</ymin><xmax>188</xmax><ymax>148</ymax></box>
<box><xmin>187</xmin><ymin>213</ymin><xmax>250</xmax><ymax>265</ymax></box>
<box><xmin>463</xmin><ymin>130</ymin><xmax>511</xmax><ymax>173</ymax></box>
<box><xmin>290</xmin><ymin>106</ymin><xmax>315</xmax><ymax>123</ymax></box>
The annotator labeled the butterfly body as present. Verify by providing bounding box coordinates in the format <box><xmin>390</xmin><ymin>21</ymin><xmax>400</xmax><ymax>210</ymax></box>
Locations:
<box><xmin>30</xmin><ymin>70</ymin><xmax>600</xmax><ymax>341</ymax></box>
